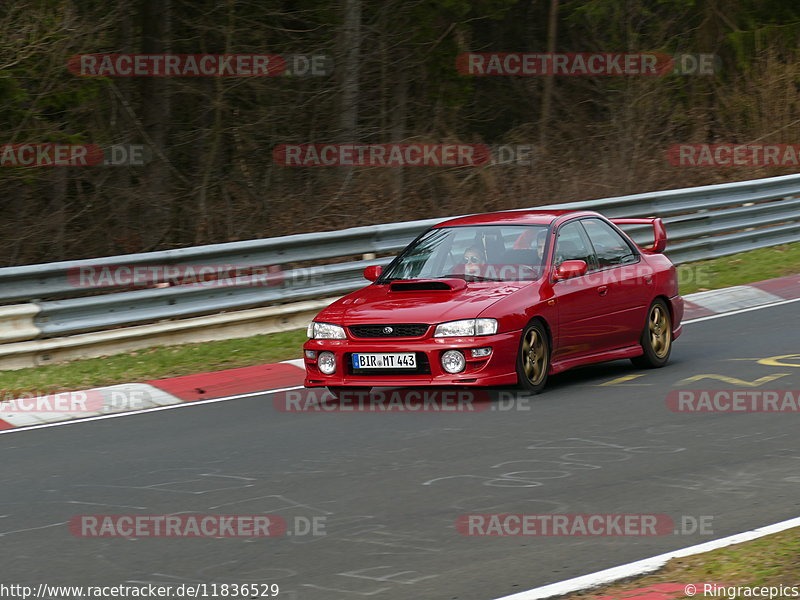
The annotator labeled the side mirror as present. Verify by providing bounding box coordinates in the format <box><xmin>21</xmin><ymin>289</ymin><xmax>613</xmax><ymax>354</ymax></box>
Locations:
<box><xmin>553</xmin><ymin>260</ymin><xmax>587</xmax><ymax>281</ymax></box>
<box><xmin>364</xmin><ymin>265</ymin><xmax>383</xmax><ymax>282</ymax></box>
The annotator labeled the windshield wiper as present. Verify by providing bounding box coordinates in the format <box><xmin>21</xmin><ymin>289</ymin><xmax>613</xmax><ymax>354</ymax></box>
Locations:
<box><xmin>439</xmin><ymin>273</ymin><xmax>504</xmax><ymax>282</ymax></box>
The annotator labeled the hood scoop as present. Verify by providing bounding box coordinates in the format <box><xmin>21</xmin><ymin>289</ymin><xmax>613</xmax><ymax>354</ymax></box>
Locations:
<box><xmin>389</xmin><ymin>278</ymin><xmax>467</xmax><ymax>292</ymax></box>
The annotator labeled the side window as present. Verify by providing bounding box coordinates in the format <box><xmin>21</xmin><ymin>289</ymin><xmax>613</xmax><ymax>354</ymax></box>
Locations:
<box><xmin>554</xmin><ymin>221</ymin><xmax>595</xmax><ymax>269</ymax></box>
<box><xmin>582</xmin><ymin>219</ymin><xmax>638</xmax><ymax>268</ymax></box>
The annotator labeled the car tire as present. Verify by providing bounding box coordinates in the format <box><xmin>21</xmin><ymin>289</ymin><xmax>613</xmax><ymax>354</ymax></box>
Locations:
<box><xmin>630</xmin><ymin>298</ymin><xmax>672</xmax><ymax>369</ymax></box>
<box><xmin>326</xmin><ymin>386</ymin><xmax>372</xmax><ymax>399</ymax></box>
<box><xmin>515</xmin><ymin>320</ymin><xmax>550</xmax><ymax>394</ymax></box>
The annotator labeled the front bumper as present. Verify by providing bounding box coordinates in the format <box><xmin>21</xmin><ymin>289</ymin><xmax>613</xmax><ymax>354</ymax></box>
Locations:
<box><xmin>303</xmin><ymin>331</ymin><xmax>521</xmax><ymax>388</ymax></box>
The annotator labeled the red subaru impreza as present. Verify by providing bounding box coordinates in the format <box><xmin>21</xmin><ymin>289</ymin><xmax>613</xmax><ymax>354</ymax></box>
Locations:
<box><xmin>303</xmin><ymin>210</ymin><xmax>683</xmax><ymax>395</ymax></box>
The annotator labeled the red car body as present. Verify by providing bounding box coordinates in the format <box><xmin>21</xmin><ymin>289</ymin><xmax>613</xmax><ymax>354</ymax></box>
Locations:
<box><xmin>303</xmin><ymin>210</ymin><xmax>683</xmax><ymax>390</ymax></box>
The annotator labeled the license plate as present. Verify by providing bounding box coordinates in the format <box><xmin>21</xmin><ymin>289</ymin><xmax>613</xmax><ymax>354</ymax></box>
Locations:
<box><xmin>352</xmin><ymin>352</ymin><xmax>417</xmax><ymax>369</ymax></box>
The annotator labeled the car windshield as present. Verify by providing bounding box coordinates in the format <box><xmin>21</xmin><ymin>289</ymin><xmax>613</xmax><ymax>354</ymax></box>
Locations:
<box><xmin>378</xmin><ymin>224</ymin><xmax>550</xmax><ymax>283</ymax></box>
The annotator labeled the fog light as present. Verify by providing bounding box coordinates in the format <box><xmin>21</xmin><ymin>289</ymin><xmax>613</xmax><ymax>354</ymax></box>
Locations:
<box><xmin>305</xmin><ymin>350</ymin><xmax>317</xmax><ymax>359</ymax></box>
<box><xmin>318</xmin><ymin>351</ymin><xmax>336</xmax><ymax>374</ymax></box>
<box><xmin>441</xmin><ymin>350</ymin><xmax>466</xmax><ymax>374</ymax></box>
<box><xmin>471</xmin><ymin>347</ymin><xmax>492</xmax><ymax>358</ymax></box>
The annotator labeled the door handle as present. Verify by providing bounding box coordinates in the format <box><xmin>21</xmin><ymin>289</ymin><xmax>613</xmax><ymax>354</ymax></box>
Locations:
<box><xmin>598</xmin><ymin>286</ymin><xmax>608</xmax><ymax>296</ymax></box>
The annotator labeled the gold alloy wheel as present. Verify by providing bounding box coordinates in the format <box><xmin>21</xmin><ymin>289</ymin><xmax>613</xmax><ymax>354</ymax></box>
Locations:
<box><xmin>648</xmin><ymin>304</ymin><xmax>671</xmax><ymax>359</ymax></box>
<box><xmin>522</xmin><ymin>328</ymin><xmax>547</xmax><ymax>385</ymax></box>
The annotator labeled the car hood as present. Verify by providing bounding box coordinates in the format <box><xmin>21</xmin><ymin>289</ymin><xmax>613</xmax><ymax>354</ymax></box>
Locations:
<box><xmin>316</xmin><ymin>279</ymin><xmax>538</xmax><ymax>325</ymax></box>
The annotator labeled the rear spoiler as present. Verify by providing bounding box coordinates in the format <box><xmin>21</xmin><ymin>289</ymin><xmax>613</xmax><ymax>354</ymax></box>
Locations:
<box><xmin>609</xmin><ymin>217</ymin><xmax>667</xmax><ymax>254</ymax></box>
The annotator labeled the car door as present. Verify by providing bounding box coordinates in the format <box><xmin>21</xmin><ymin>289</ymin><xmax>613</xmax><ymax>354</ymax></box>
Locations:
<box><xmin>581</xmin><ymin>218</ymin><xmax>652</xmax><ymax>348</ymax></box>
<box><xmin>551</xmin><ymin>220</ymin><xmax>610</xmax><ymax>361</ymax></box>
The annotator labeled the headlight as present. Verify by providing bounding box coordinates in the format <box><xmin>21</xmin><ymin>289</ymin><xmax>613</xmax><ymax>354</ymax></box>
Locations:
<box><xmin>308</xmin><ymin>322</ymin><xmax>347</xmax><ymax>339</ymax></box>
<box><xmin>434</xmin><ymin>318</ymin><xmax>498</xmax><ymax>337</ymax></box>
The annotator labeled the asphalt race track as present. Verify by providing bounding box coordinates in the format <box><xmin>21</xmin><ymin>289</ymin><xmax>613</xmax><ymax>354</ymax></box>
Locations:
<box><xmin>2</xmin><ymin>302</ymin><xmax>799</xmax><ymax>600</ymax></box>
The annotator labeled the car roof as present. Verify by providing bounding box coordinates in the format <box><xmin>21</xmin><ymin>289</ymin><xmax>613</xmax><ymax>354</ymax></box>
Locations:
<box><xmin>433</xmin><ymin>209</ymin><xmax>600</xmax><ymax>228</ymax></box>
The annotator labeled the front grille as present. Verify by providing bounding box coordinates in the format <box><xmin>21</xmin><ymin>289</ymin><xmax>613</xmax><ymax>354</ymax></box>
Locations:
<box><xmin>349</xmin><ymin>324</ymin><xmax>429</xmax><ymax>338</ymax></box>
<box><xmin>347</xmin><ymin>352</ymin><xmax>432</xmax><ymax>376</ymax></box>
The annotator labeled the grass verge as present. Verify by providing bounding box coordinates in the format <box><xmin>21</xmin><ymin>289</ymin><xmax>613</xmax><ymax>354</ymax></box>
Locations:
<box><xmin>0</xmin><ymin>329</ymin><xmax>307</xmax><ymax>396</ymax></box>
<box><xmin>566</xmin><ymin>526</ymin><xmax>799</xmax><ymax>600</ymax></box>
<box><xmin>1</xmin><ymin>242</ymin><xmax>798</xmax><ymax>396</ymax></box>
<box><xmin>678</xmin><ymin>242</ymin><xmax>800</xmax><ymax>295</ymax></box>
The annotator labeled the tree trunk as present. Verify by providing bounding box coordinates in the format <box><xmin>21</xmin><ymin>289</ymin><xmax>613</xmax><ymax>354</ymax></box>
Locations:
<box><xmin>140</xmin><ymin>0</ymin><xmax>172</xmax><ymax>248</ymax></box>
<box><xmin>338</xmin><ymin>0</ymin><xmax>361</xmax><ymax>141</ymax></box>
<box><xmin>539</xmin><ymin>0</ymin><xmax>559</xmax><ymax>149</ymax></box>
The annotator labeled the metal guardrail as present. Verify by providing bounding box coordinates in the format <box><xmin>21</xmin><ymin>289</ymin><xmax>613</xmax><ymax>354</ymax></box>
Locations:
<box><xmin>2</xmin><ymin>173</ymin><xmax>799</xmax><ymax>341</ymax></box>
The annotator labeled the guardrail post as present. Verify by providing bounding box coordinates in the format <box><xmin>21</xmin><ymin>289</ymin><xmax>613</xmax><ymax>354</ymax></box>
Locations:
<box><xmin>0</xmin><ymin>304</ymin><xmax>43</xmax><ymax>343</ymax></box>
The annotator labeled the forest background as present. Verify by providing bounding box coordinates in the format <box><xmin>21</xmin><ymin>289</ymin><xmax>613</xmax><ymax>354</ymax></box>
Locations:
<box><xmin>1</xmin><ymin>0</ymin><xmax>798</xmax><ymax>266</ymax></box>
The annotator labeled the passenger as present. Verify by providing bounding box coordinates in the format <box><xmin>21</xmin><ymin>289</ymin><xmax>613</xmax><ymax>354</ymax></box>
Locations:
<box><xmin>532</xmin><ymin>230</ymin><xmax>548</xmax><ymax>266</ymax></box>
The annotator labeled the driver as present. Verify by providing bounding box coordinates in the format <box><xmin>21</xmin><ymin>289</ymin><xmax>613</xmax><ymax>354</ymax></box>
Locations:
<box><xmin>462</xmin><ymin>245</ymin><xmax>486</xmax><ymax>276</ymax></box>
<box><xmin>463</xmin><ymin>245</ymin><xmax>486</xmax><ymax>265</ymax></box>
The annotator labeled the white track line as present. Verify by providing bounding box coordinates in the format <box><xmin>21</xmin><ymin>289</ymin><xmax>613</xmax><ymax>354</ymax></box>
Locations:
<box><xmin>0</xmin><ymin>385</ymin><xmax>304</xmax><ymax>436</ymax></box>
<box><xmin>683</xmin><ymin>296</ymin><xmax>800</xmax><ymax>324</ymax></box>
<box><xmin>492</xmin><ymin>515</ymin><xmax>800</xmax><ymax>600</ymax></box>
